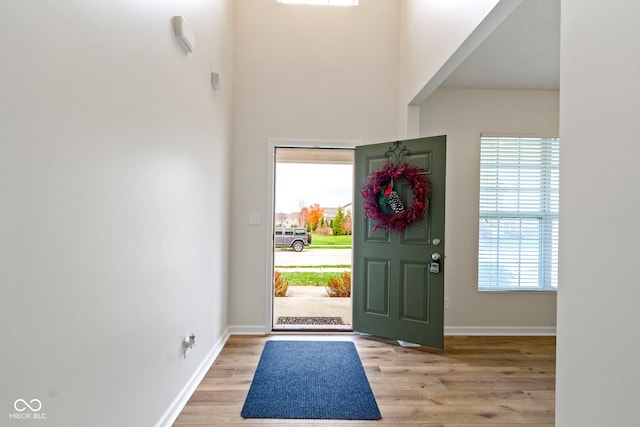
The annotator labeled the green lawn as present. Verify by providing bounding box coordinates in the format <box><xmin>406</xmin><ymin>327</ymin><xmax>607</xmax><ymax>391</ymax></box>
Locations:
<box><xmin>274</xmin><ymin>264</ymin><xmax>351</xmax><ymax>269</ymax></box>
<box><xmin>309</xmin><ymin>233</ymin><xmax>352</xmax><ymax>248</ymax></box>
<box><xmin>280</xmin><ymin>271</ymin><xmax>345</xmax><ymax>286</ymax></box>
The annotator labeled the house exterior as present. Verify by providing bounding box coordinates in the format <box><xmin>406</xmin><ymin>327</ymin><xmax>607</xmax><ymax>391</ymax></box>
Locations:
<box><xmin>2</xmin><ymin>1</ymin><xmax>639</xmax><ymax>425</ymax></box>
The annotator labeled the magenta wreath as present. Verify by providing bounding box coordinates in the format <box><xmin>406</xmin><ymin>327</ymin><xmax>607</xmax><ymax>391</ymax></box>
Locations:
<box><xmin>361</xmin><ymin>162</ymin><xmax>431</xmax><ymax>232</ymax></box>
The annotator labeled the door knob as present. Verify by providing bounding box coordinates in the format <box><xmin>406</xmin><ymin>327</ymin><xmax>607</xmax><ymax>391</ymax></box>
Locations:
<box><xmin>431</xmin><ymin>253</ymin><xmax>441</xmax><ymax>261</ymax></box>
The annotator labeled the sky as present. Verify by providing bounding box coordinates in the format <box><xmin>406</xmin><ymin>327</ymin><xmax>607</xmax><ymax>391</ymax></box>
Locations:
<box><xmin>275</xmin><ymin>163</ymin><xmax>353</xmax><ymax>213</ymax></box>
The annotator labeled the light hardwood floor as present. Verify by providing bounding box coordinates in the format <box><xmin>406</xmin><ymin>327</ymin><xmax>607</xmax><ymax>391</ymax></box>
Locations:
<box><xmin>174</xmin><ymin>335</ymin><xmax>555</xmax><ymax>426</ymax></box>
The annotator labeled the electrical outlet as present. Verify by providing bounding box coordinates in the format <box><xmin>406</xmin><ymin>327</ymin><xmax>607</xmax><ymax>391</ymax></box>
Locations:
<box><xmin>183</xmin><ymin>334</ymin><xmax>196</xmax><ymax>359</ymax></box>
<box><xmin>444</xmin><ymin>297</ymin><xmax>450</xmax><ymax>310</ymax></box>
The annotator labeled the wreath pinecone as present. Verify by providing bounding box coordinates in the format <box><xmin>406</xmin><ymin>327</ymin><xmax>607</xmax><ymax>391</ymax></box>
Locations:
<box><xmin>379</xmin><ymin>180</ymin><xmax>405</xmax><ymax>214</ymax></box>
<box><xmin>386</xmin><ymin>191</ymin><xmax>405</xmax><ymax>214</ymax></box>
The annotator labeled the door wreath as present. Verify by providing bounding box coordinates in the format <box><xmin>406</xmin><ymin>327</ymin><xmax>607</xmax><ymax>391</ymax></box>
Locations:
<box><xmin>361</xmin><ymin>161</ymin><xmax>431</xmax><ymax>232</ymax></box>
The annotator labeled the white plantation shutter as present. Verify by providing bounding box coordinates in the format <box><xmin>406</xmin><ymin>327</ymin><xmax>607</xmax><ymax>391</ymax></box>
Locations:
<box><xmin>478</xmin><ymin>136</ymin><xmax>559</xmax><ymax>290</ymax></box>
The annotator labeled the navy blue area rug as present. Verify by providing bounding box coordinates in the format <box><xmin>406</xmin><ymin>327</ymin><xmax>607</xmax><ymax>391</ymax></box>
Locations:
<box><xmin>241</xmin><ymin>340</ymin><xmax>381</xmax><ymax>420</ymax></box>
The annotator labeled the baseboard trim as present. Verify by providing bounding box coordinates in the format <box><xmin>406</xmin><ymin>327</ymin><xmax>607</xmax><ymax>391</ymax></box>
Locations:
<box><xmin>444</xmin><ymin>326</ymin><xmax>556</xmax><ymax>336</ymax></box>
<box><xmin>225</xmin><ymin>325</ymin><xmax>556</xmax><ymax>336</ymax></box>
<box><xmin>156</xmin><ymin>327</ymin><xmax>231</xmax><ymax>427</ymax></box>
<box><xmin>227</xmin><ymin>325</ymin><xmax>269</xmax><ymax>335</ymax></box>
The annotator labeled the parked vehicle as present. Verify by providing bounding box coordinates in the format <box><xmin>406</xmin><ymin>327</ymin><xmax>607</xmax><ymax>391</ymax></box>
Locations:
<box><xmin>274</xmin><ymin>227</ymin><xmax>312</xmax><ymax>252</ymax></box>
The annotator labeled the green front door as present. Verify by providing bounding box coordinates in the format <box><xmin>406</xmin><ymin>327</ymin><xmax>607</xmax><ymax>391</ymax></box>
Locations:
<box><xmin>353</xmin><ymin>136</ymin><xmax>446</xmax><ymax>349</ymax></box>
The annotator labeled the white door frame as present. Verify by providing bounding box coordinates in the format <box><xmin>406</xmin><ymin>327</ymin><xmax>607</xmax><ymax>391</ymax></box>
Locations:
<box><xmin>265</xmin><ymin>138</ymin><xmax>360</xmax><ymax>331</ymax></box>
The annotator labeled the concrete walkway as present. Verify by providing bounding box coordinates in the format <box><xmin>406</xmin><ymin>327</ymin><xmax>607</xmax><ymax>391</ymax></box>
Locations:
<box><xmin>273</xmin><ymin>286</ymin><xmax>352</xmax><ymax>329</ymax></box>
<box><xmin>274</xmin><ymin>248</ymin><xmax>352</xmax><ymax>266</ymax></box>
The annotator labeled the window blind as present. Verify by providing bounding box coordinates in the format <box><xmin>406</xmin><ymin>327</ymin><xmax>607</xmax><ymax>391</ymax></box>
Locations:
<box><xmin>478</xmin><ymin>136</ymin><xmax>559</xmax><ymax>290</ymax></box>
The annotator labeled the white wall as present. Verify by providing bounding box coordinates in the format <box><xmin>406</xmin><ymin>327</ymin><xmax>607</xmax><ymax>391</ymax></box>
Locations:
<box><xmin>0</xmin><ymin>1</ymin><xmax>233</xmax><ymax>425</ymax></box>
<box><xmin>229</xmin><ymin>0</ymin><xmax>400</xmax><ymax>329</ymax></box>
<box><xmin>399</xmin><ymin>0</ymin><xmax>499</xmax><ymax>103</ymax></box>
<box><xmin>420</xmin><ymin>88</ymin><xmax>558</xmax><ymax>331</ymax></box>
<box><xmin>398</xmin><ymin>0</ymin><xmax>517</xmax><ymax>137</ymax></box>
<box><xmin>557</xmin><ymin>0</ymin><xmax>640</xmax><ymax>424</ymax></box>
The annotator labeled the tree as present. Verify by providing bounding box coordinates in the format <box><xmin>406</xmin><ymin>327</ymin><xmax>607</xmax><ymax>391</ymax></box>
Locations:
<box><xmin>332</xmin><ymin>206</ymin><xmax>345</xmax><ymax>235</ymax></box>
<box><xmin>298</xmin><ymin>207</ymin><xmax>308</xmax><ymax>228</ymax></box>
<box><xmin>307</xmin><ymin>203</ymin><xmax>324</xmax><ymax>231</ymax></box>
<box><xmin>342</xmin><ymin>210</ymin><xmax>352</xmax><ymax>235</ymax></box>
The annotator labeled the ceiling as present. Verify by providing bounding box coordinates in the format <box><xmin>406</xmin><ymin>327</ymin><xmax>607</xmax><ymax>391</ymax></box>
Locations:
<box><xmin>441</xmin><ymin>0</ymin><xmax>560</xmax><ymax>90</ymax></box>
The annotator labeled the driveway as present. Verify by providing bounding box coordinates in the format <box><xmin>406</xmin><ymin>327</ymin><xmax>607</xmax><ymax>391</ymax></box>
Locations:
<box><xmin>274</xmin><ymin>248</ymin><xmax>352</xmax><ymax>266</ymax></box>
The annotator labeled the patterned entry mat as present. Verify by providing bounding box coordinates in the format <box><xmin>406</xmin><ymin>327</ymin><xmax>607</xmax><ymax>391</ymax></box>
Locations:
<box><xmin>276</xmin><ymin>316</ymin><xmax>345</xmax><ymax>325</ymax></box>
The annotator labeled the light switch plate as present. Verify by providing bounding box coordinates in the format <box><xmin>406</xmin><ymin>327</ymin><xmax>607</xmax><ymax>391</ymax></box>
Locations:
<box><xmin>249</xmin><ymin>213</ymin><xmax>262</xmax><ymax>225</ymax></box>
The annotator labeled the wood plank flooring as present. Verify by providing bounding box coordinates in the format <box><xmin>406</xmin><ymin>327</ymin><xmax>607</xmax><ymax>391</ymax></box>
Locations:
<box><xmin>174</xmin><ymin>335</ymin><xmax>555</xmax><ymax>426</ymax></box>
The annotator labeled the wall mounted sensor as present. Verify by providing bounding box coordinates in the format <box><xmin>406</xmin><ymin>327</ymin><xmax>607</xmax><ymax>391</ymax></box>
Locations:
<box><xmin>173</xmin><ymin>16</ymin><xmax>194</xmax><ymax>53</ymax></box>
<box><xmin>211</xmin><ymin>72</ymin><xmax>221</xmax><ymax>90</ymax></box>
